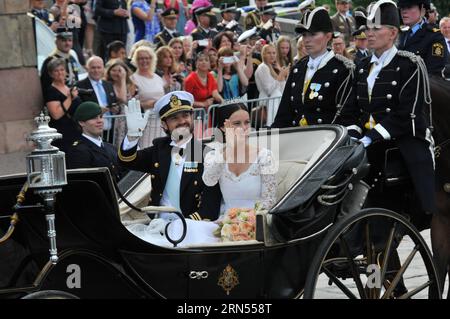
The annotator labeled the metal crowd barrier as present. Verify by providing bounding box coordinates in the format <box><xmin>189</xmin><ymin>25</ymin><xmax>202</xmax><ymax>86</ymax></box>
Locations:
<box><xmin>102</xmin><ymin>96</ymin><xmax>282</xmax><ymax>145</ymax></box>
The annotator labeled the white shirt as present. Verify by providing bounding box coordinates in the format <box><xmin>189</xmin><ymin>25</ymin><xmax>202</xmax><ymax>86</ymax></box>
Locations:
<box><xmin>82</xmin><ymin>133</ymin><xmax>103</xmax><ymax>147</ymax></box>
<box><xmin>367</xmin><ymin>46</ymin><xmax>398</xmax><ymax>96</ymax></box>
<box><xmin>305</xmin><ymin>50</ymin><xmax>335</xmax><ymax>82</ymax></box>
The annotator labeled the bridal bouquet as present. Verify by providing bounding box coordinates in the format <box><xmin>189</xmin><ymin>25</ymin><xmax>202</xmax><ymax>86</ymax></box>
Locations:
<box><xmin>214</xmin><ymin>207</ymin><xmax>257</xmax><ymax>242</ymax></box>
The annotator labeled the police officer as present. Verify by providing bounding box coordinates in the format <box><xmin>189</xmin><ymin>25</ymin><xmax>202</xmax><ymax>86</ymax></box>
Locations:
<box><xmin>338</xmin><ymin>0</ymin><xmax>436</xmax><ymax>218</ymax></box>
<box><xmin>216</xmin><ymin>3</ymin><xmax>243</xmax><ymax>36</ymax></box>
<box><xmin>66</xmin><ymin>101</ymin><xmax>125</xmax><ymax>182</ymax></box>
<box><xmin>191</xmin><ymin>5</ymin><xmax>218</xmax><ymax>42</ymax></box>
<box><xmin>398</xmin><ymin>0</ymin><xmax>448</xmax><ymax>75</ymax></box>
<box><xmin>154</xmin><ymin>8</ymin><xmax>180</xmax><ymax>50</ymax></box>
<box><xmin>118</xmin><ymin>92</ymin><xmax>222</xmax><ymax>221</ymax></box>
<box><xmin>272</xmin><ymin>7</ymin><xmax>355</xmax><ymax>128</ymax></box>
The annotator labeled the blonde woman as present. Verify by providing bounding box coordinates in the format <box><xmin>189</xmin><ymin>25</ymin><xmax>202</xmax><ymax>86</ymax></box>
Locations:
<box><xmin>105</xmin><ymin>59</ymin><xmax>138</xmax><ymax>147</ymax></box>
<box><xmin>276</xmin><ymin>36</ymin><xmax>294</xmax><ymax>68</ymax></box>
<box><xmin>156</xmin><ymin>46</ymin><xmax>183</xmax><ymax>93</ymax></box>
<box><xmin>131</xmin><ymin>46</ymin><xmax>166</xmax><ymax>147</ymax></box>
<box><xmin>168</xmin><ymin>37</ymin><xmax>188</xmax><ymax>76</ymax></box>
<box><xmin>255</xmin><ymin>43</ymin><xmax>289</xmax><ymax>126</ymax></box>
<box><xmin>293</xmin><ymin>36</ymin><xmax>307</xmax><ymax>63</ymax></box>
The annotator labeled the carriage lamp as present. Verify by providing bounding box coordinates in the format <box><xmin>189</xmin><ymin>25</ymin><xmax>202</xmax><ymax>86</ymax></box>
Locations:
<box><xmin>26</xmin><ymin>112</ymin><xmax>67</xmax><ymax>264</ymax></box>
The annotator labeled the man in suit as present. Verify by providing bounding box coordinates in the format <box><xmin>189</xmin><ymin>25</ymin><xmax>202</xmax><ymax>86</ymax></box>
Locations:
<box><xmin>440</xmin><ymin>17</ymin><xmax>450</xmax><ymax>59</ymax></box>
<box><xmin>66</xmin><ymin>101</ymin><xmax>126</xmax><ymax>182</ymax></box>
<box><xmin>154</xmin><ymin>8</ymin><xmax>180</xmax><ymax>49</ymax></box>
<box><xmin>330</xmin><ymin>0</ymin><xmax>356</xmax><ymax>46</ymax></box>
<box><xmin>76</xmin><ymin>56</ymin><xmax>118</xmax><ymax>142</ymax></box>
<box><xmin>398</xmin><ymin>0</ymin><xmax>448</xmax><ymax>75</ymax></box>
<box><xmin>95</xmin><ymin>0</ymin><xmax>129</xmax><ymax>61</ymax></box>
<box><xmin>40</xmin><ymin>29</ymin><xmax>81</xmax><ymax>96</ymax></box>
<box><xmin>118</xmin><ymin>92</ymin><xmax>222</xmax><ymax>221</ymax></box>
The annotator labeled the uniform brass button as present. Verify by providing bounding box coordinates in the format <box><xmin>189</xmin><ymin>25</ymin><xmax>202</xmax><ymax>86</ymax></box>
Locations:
<box><xmin>316</xmin><ymin>108</ymin><xmax>321</xmax><ymax>112</ymax></box>
<box><xmin>290</xmin><ymin>96</ymin><xmax>294</xmax><ymax>101</ymax></box>
<box><xmin>317</xmin><ymin>119</ymin><xmax>323</xmax><ymax>124</ymax></box>
<box><xmin>357</xmin><ymin>96</ymin><xmax>360</xmax><ymax>100</ymax></box>
<box><xmin>324</xmin><ymin>82</ymin><xmax>330</xmax><ymax>87</ymax></box>
<box><xmin>149</xmin><ymin>197</ymin><xmax>152</xmax><ymax>202</ymax></box>
<box><xmin>293</xmin><ymin>68</ymin><xmax>298</xmax><ymax>73</ymax></box>
<box><xmin>294</xmin><ymin>109</ymin><xmax>298</xmax><ymax>113</ymax></box>
<box><xmin>291</xmin><ymin>82</ymin><xmax>296</xmax><ymax>88</ymax></box>
<box><xmin>396</xmin><ymin>67</ymin><xmax>400</xmax><ymax>71</ymax></box>
<box><xmin>194</xmin><ymin>180</ymin><xmax>198</xmax><ymax>186</ymax></box>
<box><xmin>386</xmin><ymin>108</ymin><xmax>391</xmax><ymax>113</ymax></box>
<box><xmin>195</xmin><ymin>194</ymin><xmax>199</xmax><ymax>198</ymax></box>
<box><xmin>318</xmin><ymin>95</ymin><xmax>323</xmax><ymax>101</ymax></box>
<box><xmin>151</xmin><ymin>174</ymin><xmax>155</xmax><ymax>179</ymax></box>
<box><xmin>292</xmin><ymin>120</ymin><xmax>296</xmax><ymax>125</ymax></box>
<box><xmin>386</xmin><ymin>94</ymin><xmax>392</xmax><ymax>100</ymax></box>
<box><xmin>154</xmin><ymin>162</ymin><xmax>159</xmax><ymax>168</ymax></box>
<box><xmin>333</xmin><ymin>69</ymin><xmax>338</xmax><ymax>74</ymax></box>
<box><xmin>391</xmin><ymin>81</ymin><xmax>397</xmax><ymax>86</ymax></box>
<box><xmin>359</xmin><ymin>69</ymin><xmax>364</xmax><ymax>74</ymax></box>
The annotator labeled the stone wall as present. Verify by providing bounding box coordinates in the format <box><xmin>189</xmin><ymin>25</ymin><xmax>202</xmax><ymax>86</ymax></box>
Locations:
<box><xmin>0</xmin><ymin>0</ymin><xmax>42</xmax><ymax>175</ymax></box>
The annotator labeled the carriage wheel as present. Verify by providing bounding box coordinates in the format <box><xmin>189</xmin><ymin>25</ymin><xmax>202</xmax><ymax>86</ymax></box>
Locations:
<box><xmin>303</xmin><ymin>208</ymin><xmax>442</xmax><ymax>299</ymax></box>
<box><xmin>21</xmin><ymin>290</ymin><xmax>79</xmax><ymax>299</ymax></box>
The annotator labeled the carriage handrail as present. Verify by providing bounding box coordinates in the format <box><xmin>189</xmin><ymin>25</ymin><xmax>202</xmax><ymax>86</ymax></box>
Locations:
<box><xmin>140</xmin><ymin>205</ymin><xmax>180</xmax><ymax>212</ymax></box>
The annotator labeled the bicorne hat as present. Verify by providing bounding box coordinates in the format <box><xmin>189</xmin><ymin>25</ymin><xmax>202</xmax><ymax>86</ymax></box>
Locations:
<box><xmin>366</xmin><ymin>0</ymin><xmax>400</xmax><ymax>29</ymax></box>
<box><xmin>397</xmin><ymin>0</ymin><xmax>431</xmax><ymax>10</ymax></box>
<box><xmin>295</xmin><ymin>7</ymin><xmax>333</xmax><ymax>34</ymax></box>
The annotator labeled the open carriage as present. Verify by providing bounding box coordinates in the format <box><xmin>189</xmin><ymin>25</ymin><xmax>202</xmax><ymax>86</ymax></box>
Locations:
<box><xmin>0</xmin><ymin>125</ymin><xmax>442</xmax><ymax>299</ymax></box>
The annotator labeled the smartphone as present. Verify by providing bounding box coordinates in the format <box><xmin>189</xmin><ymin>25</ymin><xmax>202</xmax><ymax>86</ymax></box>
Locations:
<box><xmin>198</xmin><ymin>39</ymin><xmax>209</xmax><ymax>47</ymax></box>
<box><xmin>222</xmin><ymin>56</ymin><xmax>235</xmax><ymax>64</ymax></box>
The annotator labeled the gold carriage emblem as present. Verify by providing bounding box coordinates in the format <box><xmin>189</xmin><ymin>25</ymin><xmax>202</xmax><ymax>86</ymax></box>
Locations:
<box><xmin>170</xmin><ymin>95</ymin><xmax>182</xmax><ymax>109</ymax></box>
<box><xmin>217</xmin><ymin>264</ymin><xmax>239</xmax><ymax>295</ymax></box>
<box><xmin>432</xmin><ymin>43</ymin><xmax>444</xmax><ymax>57</ymax></box>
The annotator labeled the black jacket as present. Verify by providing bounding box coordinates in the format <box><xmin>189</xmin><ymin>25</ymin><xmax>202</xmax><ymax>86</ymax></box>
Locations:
<box><xmin>95</xmin><ymin>0</ymin><xmax>129</xmax><ymax>35</ymax></box>
<box><xmin>76</xmin><ymin>77</ymin><xmax>117</xmax><ymax>107</ymax></box>
<box><xmin>338</xmin><ymin>51</ymin><xmax>436</xmax><ymax>213</ymax></box>
<box><xmin>272</xmin><ymin>53</ymin><xmax>354</xmax><ymax>128</ymax></box>
<box><xmin>118</xmin><ymin>136</ymin><xmax>222</xmax><ymax>221</ymax></box>
<box><xmin>398</xmin><ymin>23</ymin><xmax>448</xmax><ymax>75</ymax></box>
<box><xmin>66</xmin><ymin>135</ymin><xmax>125</xmax><ymax>182</ymax></box>
<box><xmin>154</xmin><ymin>29</ymin><xmax>180</xmax><ymax>49</ymax></box>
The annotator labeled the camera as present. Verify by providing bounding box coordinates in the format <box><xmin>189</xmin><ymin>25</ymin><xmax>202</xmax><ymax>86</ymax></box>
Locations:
<box><xmin>222</xmin><ymin>56</ymin><xmax>236</xmax><ymax>64</ymax></box>
<box><xmin>198</xmin><ymin>39</ymin><xmax>209</xmax><ymax>47</ymax></box>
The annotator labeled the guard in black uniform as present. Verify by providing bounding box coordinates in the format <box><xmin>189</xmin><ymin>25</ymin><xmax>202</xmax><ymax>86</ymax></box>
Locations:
<box><xmin>154</xmin><ymin>8</ymin><xmax>180</xmax><ymax>49</ymax></box>
<box><xmin>118</xmin><ymin>92</ymin><xmax>221</xmax><ymax>221</ymax></box>
<box><xmin>398</xmin><ymin>0</ymin><xmax>448</xmax><ymax>75</ymax></box>
<box><xmin>191</xmin><ymin>5</ymin><xmax>218</xmax><ymax>42</ymax></box>
<box><xmin>272</xmin><ymin>7</ymin><xmax>354</xmax><ymax>128</ymax></box>
<box><xmin>216</xmin><ymin>3</ymin><xmax>243</xmax><ymax>36</ymax></box>
<box><xmin>338</xmin><ymin>0</ymin><xmax>436</xmax><ymax>218</ymax></box>
<box><xmin>66</xmin><ymin>102</ymin><xmax>126</xmax><ymax>182</ymax></box>
<box><xmin>257</xmin><ymin>6</ymin><xmax>281</xmax><ymax>44</ymax></box>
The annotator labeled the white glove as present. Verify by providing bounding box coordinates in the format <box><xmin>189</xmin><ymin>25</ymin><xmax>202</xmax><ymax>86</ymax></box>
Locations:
<box><xmin>359</xmin><ymin>136</ymin><xmax>372</xmax><ymax>148</ymax></box>
<box><xmin>124</xmin><ymin>98</ymin><xmax>151</xmax><ymax>137</ymax></box>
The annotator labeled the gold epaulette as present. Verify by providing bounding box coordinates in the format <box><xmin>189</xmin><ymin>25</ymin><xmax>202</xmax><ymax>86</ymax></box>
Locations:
<box><xmin>189</xmin><ymin>212</ymin><xmax>201</xmax><ymax>221</ymax></box>
<box><xmin>432</xmin><ymin>28</ymin><xmax>440</xmax><ymax>32</ymax></box>
<box><xmin>334</xmin><ymin>53</ymin><xmax>355</xmax><ymax>70</ymax></box>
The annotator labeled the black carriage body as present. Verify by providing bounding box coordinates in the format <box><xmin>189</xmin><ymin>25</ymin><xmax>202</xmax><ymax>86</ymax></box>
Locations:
<box><xmin>0</xmin><ymin>125</ymin><xmax>373</xmax><ymax>299</ymax></box>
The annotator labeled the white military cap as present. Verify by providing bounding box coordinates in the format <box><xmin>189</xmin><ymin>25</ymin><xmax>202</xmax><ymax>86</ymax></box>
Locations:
<box><xmin>237</xmin><ymin>27</ymin><xmax>259</xmax><ymax>43</ymax></box>
<box><xmin>154</xmin><ymin>91</ymin><xmax>194</xmax><ymax>120</ymax></box>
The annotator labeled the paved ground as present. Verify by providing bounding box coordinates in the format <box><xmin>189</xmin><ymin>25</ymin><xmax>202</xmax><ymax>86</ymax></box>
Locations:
<box><xmin>314</xmin><ymin>229</ymin><xmax>449</xmax><ymax>299</ymax></box>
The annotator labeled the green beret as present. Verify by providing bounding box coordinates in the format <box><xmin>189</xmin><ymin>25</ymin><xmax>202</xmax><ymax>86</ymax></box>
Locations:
<box><xmin>73</xmin><ymin>101</ymin><xmax>102</xmax><ymax>122</ymax></box>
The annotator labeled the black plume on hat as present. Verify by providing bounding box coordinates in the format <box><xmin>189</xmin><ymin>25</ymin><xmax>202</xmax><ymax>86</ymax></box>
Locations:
<box><xmin>366</xmin><ymin>0</ymin><xmax>400</xmax><ymax>29</ymax></box>
<box><xmin>353</xmin><ymin>6</ymin><xmax>367</xmax><ymax>29</ymax></box>
<box><xmin>295</xmin><ymin>7</ymin><xmax>333</xmax><ymax>34</ymax></box>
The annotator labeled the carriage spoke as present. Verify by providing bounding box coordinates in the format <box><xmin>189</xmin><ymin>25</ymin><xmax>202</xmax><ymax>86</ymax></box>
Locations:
<box><xmin>365</xmin><ymin>221</ymin><xmax>376</xmax><ymax>299</ymax></box>
<box><xmin>382</xmin><ymin>245</ymin><xmax>419</xmax><ymax>299</ymax></box>
<box><xmin>339</xmin><ymin>235</ymin><xmax>368</xmax><ymax>299</ymax></box>
<box><xmin>322</xmin><ymin>266</ymin><xmax>358</xmax><ymax>299</ymax></box>
<box><xmin>378</xmin><ymin>222</ymin><xmax>397</xmax><ymax>298</ymax></box>
<box><xmin>397</xmin><ymin>281</ymin><xmax>432</xmax><ymax>299</ymax></box>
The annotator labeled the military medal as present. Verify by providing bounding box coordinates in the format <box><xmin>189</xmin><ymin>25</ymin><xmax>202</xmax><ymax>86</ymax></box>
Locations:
<box><xmin>184</xmin><ymin>161</ymin><xmax>199</xmax><ymax>173</ymax></box>
<box><xmin>364</xmin><ymin>115</ymin><xmax>376</xmax><ymax>130</ymax></box>
<box><xmin>309</xmin><ymin>83</ymin><xmax>321</xmax><ymax>100</ymax></box>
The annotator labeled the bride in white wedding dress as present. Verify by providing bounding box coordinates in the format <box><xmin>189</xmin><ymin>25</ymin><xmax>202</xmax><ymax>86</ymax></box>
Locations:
<box><xmin>127</xmin><ymin>102</ymin><xmax>277</xmax><ymax>247</ymax></box>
